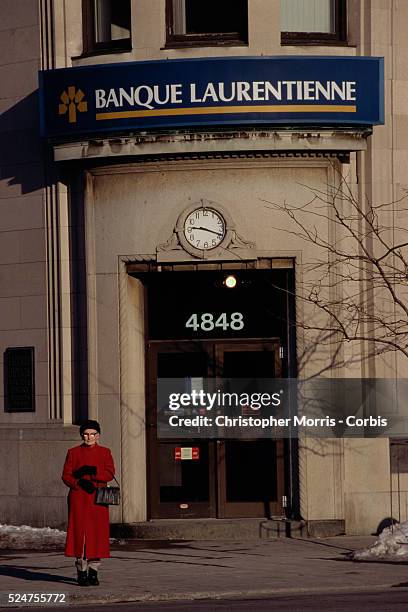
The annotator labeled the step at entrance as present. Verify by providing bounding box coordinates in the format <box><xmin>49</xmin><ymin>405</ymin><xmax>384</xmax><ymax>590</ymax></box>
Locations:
<box><xmin>111</xmin><ymin>519</ymin><xmax>308</xmax><ymax>540</ymax></box>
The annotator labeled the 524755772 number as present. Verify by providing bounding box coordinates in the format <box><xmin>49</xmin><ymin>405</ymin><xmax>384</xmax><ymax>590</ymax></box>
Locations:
<box><xmin>6</xmin><ymin>593</ymin><xmax>67</xmax><ymax>604</ymax></box>
<box><xmin>185</xmin><ymin>312</ymin><xmax>244</xmax><ymax>332</ymax></box>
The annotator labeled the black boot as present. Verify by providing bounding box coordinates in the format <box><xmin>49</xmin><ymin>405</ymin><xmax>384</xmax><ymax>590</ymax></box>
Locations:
<box><xmin>77</xmin><ymin>570</ymin><xmax>89</xmax><ymax>586</ymax></box>
<box><xmin>88</xmin><ymin>567</ymin><xmax>99</xmax><ymax>586</ymax></box>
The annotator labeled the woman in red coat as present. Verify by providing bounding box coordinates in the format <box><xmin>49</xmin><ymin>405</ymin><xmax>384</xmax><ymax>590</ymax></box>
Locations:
<box><xmin>62</xmin><ymin>420</ymin><xmax>115</xmax><ymax>586</ymax></box>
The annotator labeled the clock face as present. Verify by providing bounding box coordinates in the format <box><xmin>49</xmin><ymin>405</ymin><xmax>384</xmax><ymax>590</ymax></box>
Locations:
<box><xmin>183</xmin><ymin>208</ymin><xmax>226</xmax><ymax>250</ymax></box>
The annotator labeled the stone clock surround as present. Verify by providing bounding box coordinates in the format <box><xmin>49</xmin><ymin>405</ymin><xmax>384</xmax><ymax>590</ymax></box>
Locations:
<box><xmin>159</xmin><ymin>199</ymin><xmax>255</xmax><ymax>261</ymax></box>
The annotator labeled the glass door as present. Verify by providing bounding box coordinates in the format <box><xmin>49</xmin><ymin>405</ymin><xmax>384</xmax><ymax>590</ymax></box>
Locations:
<box><xmin>147</xmin><ymin>342</ymin><xmax>217</xmax><ymax>518</ymax></box>
<box><xmin>215</xmin><ymin>341</ymin><xmax>285</xmax><ymax>518</ymax></box>
<box><xmin>147</xmin><ymin>339</ymin><xmax>285</xmax><ymax>519</ymax></box>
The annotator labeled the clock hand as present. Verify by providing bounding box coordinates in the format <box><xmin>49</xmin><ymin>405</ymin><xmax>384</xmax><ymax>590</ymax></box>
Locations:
<box><xmin>195</xmin><ymin>226</ymin><xmax>223</xmax><ymax>237</ymax></box>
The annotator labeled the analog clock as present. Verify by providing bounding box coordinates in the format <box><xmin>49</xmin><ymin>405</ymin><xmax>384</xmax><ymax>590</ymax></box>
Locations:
<box><xmin>183</xmin><ymin>207</ymin><xmax>226</xmax><ymax>251</ymax></box>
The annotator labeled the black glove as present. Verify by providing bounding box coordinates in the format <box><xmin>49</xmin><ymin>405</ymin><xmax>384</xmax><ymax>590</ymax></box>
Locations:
<box><xmin>73</xmin><ymin>465</ymin><xmax>97</xmax><ymax>478</ymax></box>
<box><xmin>78</xmin><ymin>478</ymin><xmax>95</xmax><ymax>494</ymax></box>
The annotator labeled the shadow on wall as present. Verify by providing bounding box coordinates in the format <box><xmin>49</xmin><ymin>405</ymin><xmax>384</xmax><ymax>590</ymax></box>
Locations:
<box><xmin>0</xmin><ymin>88</ymin><xmax>89</xmax><ymax>423</ymax></box>
<box><xmin>0</xmin><ymin>90</ymin><xmax>53</xmax><ymax>194</ymax></box>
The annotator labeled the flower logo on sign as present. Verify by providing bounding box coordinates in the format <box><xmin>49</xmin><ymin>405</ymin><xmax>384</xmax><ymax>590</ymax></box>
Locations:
<box><xmin>58</xmin><ymin>86</ymin><xmax>88</xmax><ymax>123</ymax></box>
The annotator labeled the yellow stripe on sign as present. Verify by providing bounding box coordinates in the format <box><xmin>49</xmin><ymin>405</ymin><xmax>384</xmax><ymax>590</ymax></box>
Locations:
<box><xmin>95</xmin><ymin>104</ymin><xmax>357</xmax><ymax>121</ymax></box>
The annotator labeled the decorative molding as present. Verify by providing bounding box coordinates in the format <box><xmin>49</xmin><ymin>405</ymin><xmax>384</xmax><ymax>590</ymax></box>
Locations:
<box><xmin>39</xmin><ymin>0</ymin><xmax>55</xmax><ymax>70</ymax></box>
<box><xmin>120</xmin><ymin>253</ymin><xmax>157</xmax><ymax>262</ymax></box>
<box><xmin>229</xmin><ymin>230</ymin><xmax>256</xmax><ymax>252</ymax></box>
<box><xmin>156</xmin><ymin>232</ymin><xmax>183</xmax><ymax>254</ymax></box>
<box><xmin>157</xmin><ymin>199</ymin><xmax>256</xmax><ymax>263</ymax></box>
<box><xmin>53</xmin><ymin>129</ymin><xmax>365</xmax><ymax>162</ymax></box>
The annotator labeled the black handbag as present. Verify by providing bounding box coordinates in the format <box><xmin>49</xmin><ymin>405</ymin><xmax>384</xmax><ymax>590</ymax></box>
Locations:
<box><xmin>95</xmin><ymin>476</ymin><xmax>120</xmax><ymax>505</ymax></box>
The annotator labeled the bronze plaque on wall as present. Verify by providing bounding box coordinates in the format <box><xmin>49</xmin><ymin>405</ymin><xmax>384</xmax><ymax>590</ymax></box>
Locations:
<box><xmin>4</xmin><ymin>347</ymin><xmax>35</xmax><ymax>412</ymax></box>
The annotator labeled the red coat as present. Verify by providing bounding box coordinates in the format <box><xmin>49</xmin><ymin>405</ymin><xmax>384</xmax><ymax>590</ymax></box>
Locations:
<box><xmin>62</xmin><ymin>443</ymin><xmax>115</xmax><ymax>558</ymax></box>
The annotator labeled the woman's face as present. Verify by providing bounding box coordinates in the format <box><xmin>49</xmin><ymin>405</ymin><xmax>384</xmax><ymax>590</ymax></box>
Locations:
<box><xmin>81</xmin><ymin>429</ymin><xmax>99</xmax><ymax>446</ymax></box>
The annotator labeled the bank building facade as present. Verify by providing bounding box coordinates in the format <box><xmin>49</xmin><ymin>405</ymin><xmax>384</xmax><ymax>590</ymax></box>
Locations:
<box><xmin>1</xmin><ymin>0</ymin><xmax>407</xmax><ymax>537</ymax></box>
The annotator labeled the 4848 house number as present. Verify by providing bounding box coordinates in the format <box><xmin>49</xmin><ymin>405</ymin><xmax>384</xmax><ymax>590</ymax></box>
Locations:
<box><xmin>185</xmin><ymin>312</ymin><xmax>244</xmax><ymax>332</ymax></box>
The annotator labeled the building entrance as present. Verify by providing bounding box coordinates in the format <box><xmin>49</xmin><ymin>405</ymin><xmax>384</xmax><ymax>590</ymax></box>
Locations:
<box><xmin>139</xmin><ymin>266</ymin><xmax>295</xmax><ymax>520</ymax></box>
<box><xmin>148</xmin><ymin>339</ymin><xmax>284</xmax><ymax>519</ymax></box>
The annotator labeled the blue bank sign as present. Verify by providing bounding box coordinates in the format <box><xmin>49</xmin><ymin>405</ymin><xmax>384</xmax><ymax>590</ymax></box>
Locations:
<box><xmin>39</xmin><ymin>56</ymin><xmax>384</xmax><ymax>138</ymax></box>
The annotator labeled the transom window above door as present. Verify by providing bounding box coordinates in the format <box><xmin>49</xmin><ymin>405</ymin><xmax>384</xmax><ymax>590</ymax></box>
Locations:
<box><xmin>281</xmin><ymin>0</ymin><xmax>347</xmax><ymax>45</ymax></box>
<box><xmin>166</xmin><ymin>0</ymin><xmax>248</xmax><ymax>47</ymax></box>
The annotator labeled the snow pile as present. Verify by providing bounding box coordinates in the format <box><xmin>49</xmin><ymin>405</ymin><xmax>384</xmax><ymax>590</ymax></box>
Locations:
<box><xmin>353</xmin><ymin>521</ymin><xmax>408</xmax><ymax>561</ymax></box>
<box><xmin>0</xmin><ymin>524</ymin><xmax>66</xmax><ymax>550</ymax></box>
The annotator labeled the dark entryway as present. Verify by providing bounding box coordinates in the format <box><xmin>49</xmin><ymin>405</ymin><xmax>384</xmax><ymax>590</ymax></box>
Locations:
<box><xmin>132</xmin><ymin>265</ymin><xmax>296</xmax><ymax>520</ymax></box>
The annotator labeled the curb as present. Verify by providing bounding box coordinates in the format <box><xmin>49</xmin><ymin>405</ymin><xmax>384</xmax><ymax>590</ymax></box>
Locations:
<box><xmin>66</xmin><ymin>583</ymin><xmax>408</xmax><ymax>607</ymax></box>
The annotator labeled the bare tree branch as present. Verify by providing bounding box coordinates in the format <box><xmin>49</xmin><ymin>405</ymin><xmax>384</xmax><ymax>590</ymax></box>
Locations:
<box><xmin>264</xmin><ymin>162</ymin><xmax>408</xmax><ymax>375</ymax></box>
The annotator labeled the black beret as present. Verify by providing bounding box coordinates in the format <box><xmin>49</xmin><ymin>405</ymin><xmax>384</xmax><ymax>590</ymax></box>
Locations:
<box><xmin>79</xmin><ymin>419</ymin><xmax>101</xmax><ymax>435</ymax></box>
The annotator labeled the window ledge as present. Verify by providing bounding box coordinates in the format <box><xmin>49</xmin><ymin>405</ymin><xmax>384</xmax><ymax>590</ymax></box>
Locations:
<box><xmin>163</xmin><ymin>40</ymin><xmax>248</xmax><ymax>49</ymax></box>
<box><xmin>73</xmin><ymin>44</ymin><xmax>132</xmax><ymax>60</ymax></box>
<box><xmin>281</xmin><ymin>39</ymin><xmax>349</xmax><ymax>47</ymax></box>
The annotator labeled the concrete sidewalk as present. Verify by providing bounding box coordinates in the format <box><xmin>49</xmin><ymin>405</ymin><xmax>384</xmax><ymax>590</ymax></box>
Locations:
<box><xmin>1</xmin><ymin>536</ymin><xmax>408</xmax><ymax>607</ymax></box>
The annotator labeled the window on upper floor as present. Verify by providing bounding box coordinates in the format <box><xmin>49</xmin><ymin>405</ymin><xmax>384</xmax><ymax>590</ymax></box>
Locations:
<box><xmin>166</xmin><ymin>0</ymin><xmax>248</xmax><ymax>47</ymax></box>
<box><xmin>82</xmin><ymin>0</ymin><xmax>132</xmax><ymax>55</ymax></box>
<box><xmin>281</xmin><ymin>0</ymin><xmax>346</xmax><ymax>45</ymax></box>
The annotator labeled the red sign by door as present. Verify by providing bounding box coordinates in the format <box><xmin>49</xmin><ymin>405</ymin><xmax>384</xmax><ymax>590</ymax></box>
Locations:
<box><xmin>174</xmin><ymin>447</ymin><xmax>200</xmax><ymax>460</ymax></box>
